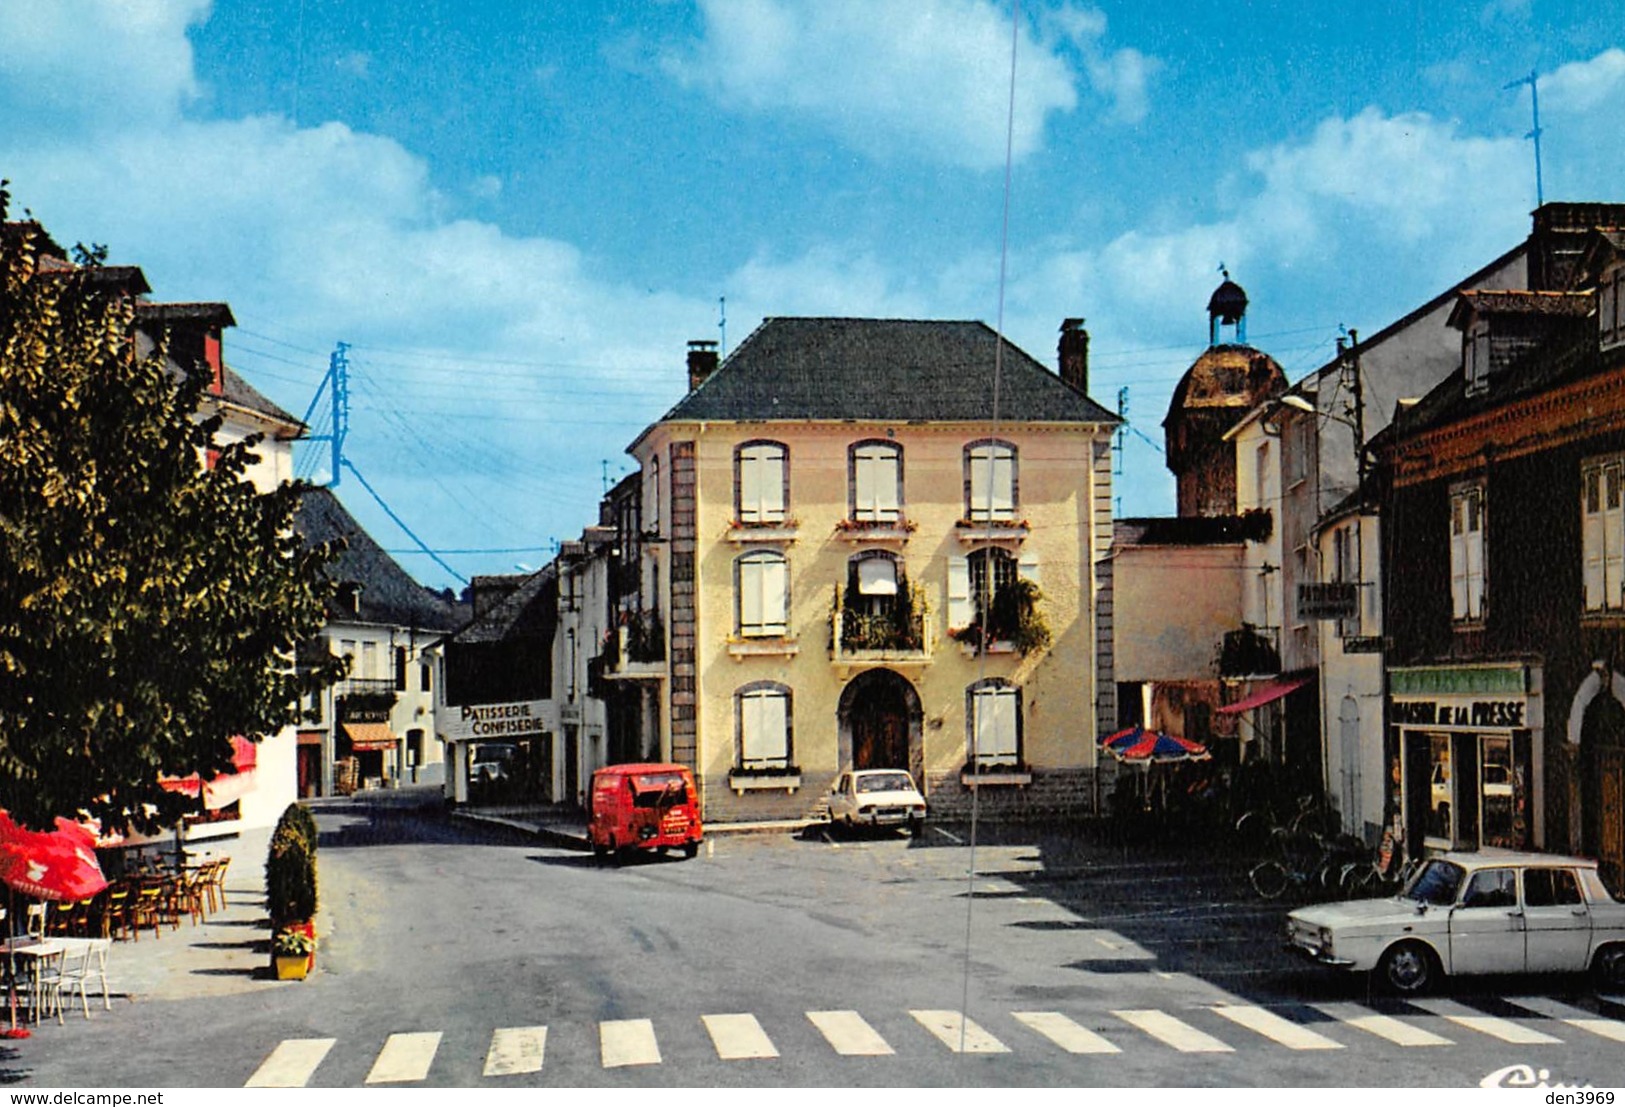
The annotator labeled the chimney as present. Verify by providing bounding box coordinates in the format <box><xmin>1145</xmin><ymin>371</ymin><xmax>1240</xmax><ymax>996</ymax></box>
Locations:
<box><xmin>1058</xmin><ymin>318</ymin><xmax>1089</xmax><ymax>394</ymax></box>
<box><xmin>687</xmin><ymin>339</ymin><xmax>719</xmax><ymax>392</ymax></box>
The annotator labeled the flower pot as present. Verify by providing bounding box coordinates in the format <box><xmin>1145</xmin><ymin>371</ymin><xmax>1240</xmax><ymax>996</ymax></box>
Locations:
<box><xmin>274</xmin><ymin>955</ymin><xmax>309</xmax><ymax>981</ymax></box>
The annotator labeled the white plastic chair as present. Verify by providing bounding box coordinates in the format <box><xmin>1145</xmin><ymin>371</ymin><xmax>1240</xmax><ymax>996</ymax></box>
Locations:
<box><xmin>25</xmin><ymin>903</ymin><xmax>48</xmax><ymax>940</ymax></box>
<box><xmin>58</xmin><ymin>940</ymin><xmax>111</xmax><ymax>1017</ymax></box>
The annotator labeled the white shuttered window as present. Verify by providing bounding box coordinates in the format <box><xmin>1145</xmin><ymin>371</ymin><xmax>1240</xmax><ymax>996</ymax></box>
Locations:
<box><xmin>1449</xmin><ymin>485</ymin><xmax>1486</xmax><ymax>621</ymax></box>
<box><xmin>737</xmin><ymin>551</ymin><xmax>789</xmax><ymax>637</ymax></box>
<box><xmin>1583</xmin><ymin>457</ymin><xmax>1625</xmax><ymax>612</ymax></box>
<box><xmin>970</xmin><ymin>683</ymin><xmax>1021</xmax><ymax>769</ymax></box>
<box><xmin>852</xmin><ymin>442</ymin><xmax>902</xmax><ymax>522</ymax></box>
<box><xmin>739</xmin><ymin>684</ymin><xmax>790</xmax><ymax>769</ymax></box>
<box><xmin>966</xmin><ymin>442</ymin><xmax>1016</xmax><ymax>521</ymax></box>
<box><xmin>737</xmin><ymin>442</ymin><xmax>787</xmax><ymax>523</ymax></box>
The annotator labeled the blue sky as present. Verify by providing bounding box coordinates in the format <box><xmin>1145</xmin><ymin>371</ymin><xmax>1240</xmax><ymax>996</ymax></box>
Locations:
<box><xmin>3</xmin><ymin>1</ymin><xmax>1623</xmax><ymax>590</ymax></box>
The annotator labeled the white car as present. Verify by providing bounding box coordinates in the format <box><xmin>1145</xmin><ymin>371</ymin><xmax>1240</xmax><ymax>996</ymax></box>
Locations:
<box><xmin>1287</xmin><ymin>850</ymin><xmax>1625</xmax><ymax>995</ymax></box>
<box><xmin>827</xmin><ymin>770</ymin><xmax>927</xmax><ymax>836</ymax></box>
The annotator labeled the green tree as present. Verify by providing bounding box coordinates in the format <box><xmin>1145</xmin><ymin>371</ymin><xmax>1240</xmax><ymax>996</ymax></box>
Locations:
<box><xmin>0</xmin><ymin>182</ymin><xmax>343</xmax><ymax>833</ymax></box>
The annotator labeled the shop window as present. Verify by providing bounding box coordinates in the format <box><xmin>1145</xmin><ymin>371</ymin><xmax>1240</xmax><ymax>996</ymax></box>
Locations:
<box><xmin>1427</xmin><ymin>733</ymin><xmax>1453</xmax><ymax>843</ymax></box>
<box><xmin>1582</xmin><ymin>456</ymin><xmax>1625</xmax><ymax>613</ymax></box>
<box><xmin>736</xmin><ymin>441</ymin><xmax>788</xmax><ymax>524</ymax></box>
<box><xmin>1449</xmin><ymin>484</ymin><xmax>1486</xmax><ymax>622</ymax></box>
<box><xmin>850</xmin><ymin>440</ymin><xmax>903</xmax><ymax>522</ymax></box>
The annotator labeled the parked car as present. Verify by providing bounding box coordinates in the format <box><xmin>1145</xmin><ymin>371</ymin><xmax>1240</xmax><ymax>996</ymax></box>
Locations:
<box><xmin>587</xmin><ymin>762</ymin><xmax>702</xmax><ymax>863</ymax></box>
<box><xmin>1286</xmin><ymin>850</ymin><xmax>1625</xmax><ymax>995</ymax></box>
<box><xmin>470</xmin><ymin>742</ymin><xmax>517</xmax><ymax>784</ymax></box>
<box><xmin>827</xmin><ymin>769</ymin><xmax>927</xmax><ymax>836</ymax></box>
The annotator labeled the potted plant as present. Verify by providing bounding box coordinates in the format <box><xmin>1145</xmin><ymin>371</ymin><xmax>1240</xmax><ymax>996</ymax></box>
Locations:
<box><xmin>272</xmin><ymin>928</ymin><xmax>315</xmax><ymax>980</ymax></box>
<box><xmin>265</xmin><ymin>806</ymin><xmax>319</xmax><ymax>974</ymax></box>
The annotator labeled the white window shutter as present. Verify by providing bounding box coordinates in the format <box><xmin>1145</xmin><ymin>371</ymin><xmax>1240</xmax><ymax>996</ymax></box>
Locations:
<box><xmin>763</xmin><ymin>555</ymin><xmax>788</xmax><ymax>634</ymax></box>
<box><xmin>740</xmin><ymin>559</ymin><xmax>763</xmax><ymax>632</ymax></box>
<box><xmin>947</xmin><ymin>556</ymin><xmax>972</xmax><ymax>630</ymax></box>
<box><xmin>1605</xmin><ymin>464</ymin><xmax>1624</xmax><ymax>609</ymax></box>
<box><xmin>993</xmin><ymin>452</ymin><xmax>1014</xmax><ymax>515</ymax></box>
<box><xmin>1017</xmin><ymin>552</ymin><xmax>1040</xmax><ymax>586</ymax></box>
<box><xmin>1584</xmin><ymin>470</ymin><xmax>1605</xmax><ymax>610</ymax></box>
<box><xmin>741</xmin><ymin>690</ymin><xmax>788</xmax><ymax>766</ymax></box>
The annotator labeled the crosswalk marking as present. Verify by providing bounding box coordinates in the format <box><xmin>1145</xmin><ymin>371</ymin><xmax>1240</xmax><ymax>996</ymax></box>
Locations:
<box><xmin>908</xmin><ymin>1010</ymin><xmax>1011</xmax><ymax>1053</ymax></box>
<box><xmin>1313</xmin><ymin>1003</ymin><xmax>1453</xmax><ymax>1047</ymax></box>
<box><xmin>1410</xmin><ymin>999</ymin><xmax>1563</xmax><ymax>1045</ymax></box>
<box><xmin>702</xmin><ymin>1013</ymin><xmax>779</xmax><ymax>1060</ymax></box>
<box><xmin>484</xmin><ymin>1026</ymin><xmax>547</xmax><ymax>1077</ymax></box>
<box><xmin>365</xmin><ymin>1032</ymin><xmax>442</xmax><ymax>1084</ymax></box>
<box><xmin>245</xmin><ymin>1038</ymin><xmax>336</xmax><ymax>1088</ymax></box>
<box><xmin>1505</xmin><ymin>997</ymin><xmax>1625</xmax><ymax>1043</ymax></box>
<box><xmin>601</xmin><ymin>1018</ymin><xmax>662</xmax><ymax>1068</ymax></box>
<box><xmin>1209</xmin><ymin>1005</ymin><xmax>1342</xmax><ymax>1050</ymax></box>
<box><xmin>1112</xmin><ymin>1009</ymin><xmax>1233</xmax><ymax>1053</ymax></box>
<box><xmin>1012</xmin><ymin>1011</ymin><xmax>1120</xmax><ymax>1054</ymax></box>
<box><xmin>807</xmin><ymin>1010</ymin><xmax>894</xmax><ymax>1056</ymax></box>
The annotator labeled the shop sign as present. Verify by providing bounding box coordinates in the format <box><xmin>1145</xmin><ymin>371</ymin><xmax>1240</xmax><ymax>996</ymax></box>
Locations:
<box><xmin>1297</xmin><ymin>582</ymin><xmax>1358</xmax><ymax>620</ymax></box>
<box><xmin>444</xmin><ymin>699</ymin><xmax>548</xmax><ymax>741</ymax></box>
<box><xmin>1390</xmin><ymin>698</ymin><xmax>1525</xmax><ymax>727</ymax></box>
<box><xmin>1342</xmin><ymin>636</ymin><xmax>1384</xmax><ymax>653</ymax></box>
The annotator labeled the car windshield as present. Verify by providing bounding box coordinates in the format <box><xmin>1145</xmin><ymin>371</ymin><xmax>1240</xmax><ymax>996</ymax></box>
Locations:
<box><xmin>856</xmin><ymin>772</ymin><xmax>915</xmax><ymax>794</ymax></box>
<box><xmin>1402</xmin><ymin>859</ymin><xmax>1466</xmax><ymax>905</ymax></box>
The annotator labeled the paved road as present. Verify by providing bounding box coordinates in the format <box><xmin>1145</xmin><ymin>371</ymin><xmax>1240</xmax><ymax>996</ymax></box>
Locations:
<box><xmin>10</xmin><ymin>792</ymin><xmax>1623</xmax><ymax>1089</ymax></box>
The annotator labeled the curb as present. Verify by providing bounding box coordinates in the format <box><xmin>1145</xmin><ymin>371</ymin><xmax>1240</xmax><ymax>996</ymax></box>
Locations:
<box><xmin>450</xmin><ymin>809</ymin><xmax>821</xmax><ymax>848</ymax></box>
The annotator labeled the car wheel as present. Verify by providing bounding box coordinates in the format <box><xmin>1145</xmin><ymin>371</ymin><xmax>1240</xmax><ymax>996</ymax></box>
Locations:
<box><xmin>608</xmin><ymin>836</ymin><xmax>623</xmax><ymax>868</ymax></box>
<box><xmin>1593</xmin><ymin>943</ymin><xmax>1625</xmax><ymax>990</ymax></box>
<box><xmin>592</xmin><ymin>843</ymin><xmax>608</xmax><ymax>866</ymax></box>
<box><xmin>683</xmin><ymin>841</ymin><xmax>699</xmax><ymax>859</ymax></box>
<box><xmin>1378</xmin><ymin>941</ymin><xmax>1438</xmax><ymax>996</ymax></box>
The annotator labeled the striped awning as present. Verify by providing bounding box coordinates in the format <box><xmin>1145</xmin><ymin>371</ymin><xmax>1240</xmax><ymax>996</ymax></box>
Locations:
<box><xmin>342</xmin><ymin>722</ymin><xmax>398</xmax><ymax>752</ymax></box>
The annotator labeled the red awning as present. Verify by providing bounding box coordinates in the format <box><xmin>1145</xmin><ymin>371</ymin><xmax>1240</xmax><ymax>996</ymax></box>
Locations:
<box><xmin>1216</xmin><ymin>674</ymin><xmax>1313</xmax><ymax>715</ymax></box>
<box><xmin>158</xmin><ymin>736</ymin><xmax>259</xmax><ymax>808</ymax></box>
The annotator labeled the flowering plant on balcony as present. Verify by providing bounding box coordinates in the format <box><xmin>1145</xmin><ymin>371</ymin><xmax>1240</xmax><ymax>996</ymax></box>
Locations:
<box><xmin>834</xmin><ymin>516</ymin><xmax>917</xmax><ymax>533</ymax></box>
<box><xmin>955</xmin><ymin>517</ymin><xmax>1030</xmax><ymax>531</ymax></box>
<box><xmin>835</xmin><ymin>581</ymin><xmax>926</xmax><ymax>652</ymax></box>
<box><xmin>950</xmin><ymin>579</ymin><xmax>1050</xmax><ymax>656</ymax></box>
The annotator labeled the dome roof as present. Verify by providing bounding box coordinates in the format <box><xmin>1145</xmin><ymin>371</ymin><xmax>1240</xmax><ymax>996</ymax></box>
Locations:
<box><xmin>1207</xmin><ymin>279</ymin><xmax>1248</xmax><ymax>325</ymax></box>
<box><xmin>1164</xmin><ymin>344</ymin><xmax>1286</xmax><ymax>421</ymax></box>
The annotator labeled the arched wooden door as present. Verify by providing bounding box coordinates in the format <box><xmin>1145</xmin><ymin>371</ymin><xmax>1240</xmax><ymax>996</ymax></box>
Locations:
<box><xmin>841</xmin><ymin>669</ymin><xmax>918</xmax><ymax>774</ymax></box>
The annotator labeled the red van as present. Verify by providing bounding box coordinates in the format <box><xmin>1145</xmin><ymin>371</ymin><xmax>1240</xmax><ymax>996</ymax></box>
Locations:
<box><xmin>587</xmin><ymin>762</ymin><xmax>703</xmax><ymax>862</ymax></box>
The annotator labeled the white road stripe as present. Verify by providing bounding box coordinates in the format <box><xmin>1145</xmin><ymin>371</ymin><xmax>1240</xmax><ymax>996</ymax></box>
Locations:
<box><xmin>1209</xmin><ymin>1005</ymin><xmax>1342</xmax><ymax>1050</ymax></box>
<box><xmin>1112</xmin><ymin>1009</ymin><xmax>1233</xmax><ymax>1053</ymax></box>
<box><xmin>1012</xmin><ymin>1011</ymin><xmax>1121</xmax><ymax>1054</ymax></box>
<box><xmin>908</xmin><ymin>1010</ymin><xmax>1011</xmax><ymax>1053</ymax></box>
<box><xmin>601</xmin><ymin>1018</ymin><xmax>662</xmax><ymax>1068</ymax></box>
<box><xmin>1313</xmin><ymin>1003</ymin><xmax>1453</xmax><ymax>1047</ymax></box>
<box><xmin>364</xmin><ymin>1032</ymin><xmax>442</xmax><ymax>1084</ymax></box>
<box><xmin>1505</xmin><ymin>997</ymin><xmax>1625</xmax><ymax>1043</ymax></box>
<box><xmin>807</xmin><ymin>1010</ymin><xmax>894</xmax><ymax>1056</ymax></box>
<box><xmin>702</xmin><ymin>1013</ymin><xmax>779</xmax><ymax>1059</ymax></box>
<box><xmin>484</xmin><ymin>1026</ymin><xmax>547</xmax><ymax>1076</ymax></box>
<box><xmin>244</xmin><ymin>1038</ymin><xmax>336</xmax><ymax>1088</ymax></box>
<box><xmin>1409</xmin><ymin>999</ymin><xmax>1563</xmax><ymax>1044</ymax></box>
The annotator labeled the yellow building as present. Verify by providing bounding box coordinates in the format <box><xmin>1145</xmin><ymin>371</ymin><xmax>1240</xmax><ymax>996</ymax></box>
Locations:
<box><xmin>625</xmin><ymin>317</ymin><xmax>1120</xmax><ymax>822</ymax></box>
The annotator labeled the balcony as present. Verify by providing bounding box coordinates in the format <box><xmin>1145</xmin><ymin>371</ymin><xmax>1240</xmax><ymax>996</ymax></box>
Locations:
<box><xmin>1218</xmin><ymin>623</ymin><xmax>1281</xmax><ymax>678</ymax></box>
<box><xmin>601</xmin><ymin>612</ymin><xmax>667</xmax><ymax>681</ymax></box>
<box><xmin>831</xmin><ymin>592</ymin><xmax>933</xmax><ymax>677</ymax></box>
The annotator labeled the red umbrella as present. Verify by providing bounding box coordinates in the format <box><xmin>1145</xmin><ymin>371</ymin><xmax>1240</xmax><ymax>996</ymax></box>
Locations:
<box><xmin>0</xmin><ymin>812</ymin><xmax>109</xmax><ymax>902</ymax></box>
<box><xmin>0</xmin><ymin>812</ymin><xmax>109</xmax><ymax>1037</ymax></box>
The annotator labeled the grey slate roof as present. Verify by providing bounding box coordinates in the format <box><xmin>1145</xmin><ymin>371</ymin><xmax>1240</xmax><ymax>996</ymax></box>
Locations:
<box><xmin>219</xmin><ymin>364</ymin><xmax>300</xmax><ymax>430</ymax></box>
<box><xmin>449</xmin><ymin>567</ymin><xmax>557</xmax><ymax>645</ymax></box>
<box><xmin>295</xmin><ymin>487</ymin><xmax>468</xmax><ymax>632</ymax></box>
<box><xmin>657</xmin><ymin>317</ymin><xmax>1119</xmax><ymax>425</ymax></box>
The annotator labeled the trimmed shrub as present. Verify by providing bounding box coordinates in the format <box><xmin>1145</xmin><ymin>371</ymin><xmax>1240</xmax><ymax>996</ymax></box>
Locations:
<box><xmin>265</xmin><ymin>824</ymin><xmax>318</xmax><ymax>925</ymax></box>
<box><xmin>274</xmin><ymin>802</ymin><xmax>319</xmax><ymax>854</ymax></box>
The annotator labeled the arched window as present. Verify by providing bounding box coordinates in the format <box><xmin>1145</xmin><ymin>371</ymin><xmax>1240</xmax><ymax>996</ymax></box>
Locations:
<box><xmin>736</xmin><ymin>682</ymin><xmax>793</xmax><ymax>770</ymax></box>
<box><xmin>964</xmin><ymin>439</ymin><xmax>1017</xmax><ymax>521</ymax></box>
<box><xmin>736</xmin><ymin>440</ymin><xmax>789</xmax><ymax>524</ymax></box>
<box><xmin>849</xmin><ymin>439</ymin><xmax>903</xmax><ymax>522</ymax></box>
<box><xmin>735</xmin><ymin>549</ymin><xmax>789</xmax><ymax>637</ymax></box>
<box><xmin>967</xmin><ymin>679</ymin><xmax>1022</xmax><ymax>770</ymax></box>
<box><xmin>846</xmin><ymin>550</ymin><xmax>900</xmax><ymax>617</ymax></box>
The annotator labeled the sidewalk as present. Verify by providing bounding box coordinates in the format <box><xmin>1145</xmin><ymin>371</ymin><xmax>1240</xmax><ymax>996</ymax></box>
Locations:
<box><xmin>450</xmin><ymin>802</ymin><xmax>818</xmax><ymax>848</ymax></box>
<box><xmin>64</xmin><ymin>830</ymin><xmax>289</xmax><ymax>1012</ymax></box>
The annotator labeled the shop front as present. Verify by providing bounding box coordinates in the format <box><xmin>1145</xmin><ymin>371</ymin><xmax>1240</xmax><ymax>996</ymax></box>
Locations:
<box><xmin>1390</xmin><ymin>663</ymin><xmax>1543</xmax><ymax>856</ymax></box>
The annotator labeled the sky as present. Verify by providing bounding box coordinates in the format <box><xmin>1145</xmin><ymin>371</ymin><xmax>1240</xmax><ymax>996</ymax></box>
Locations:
<box><xmin>2</xmin><ymin>0</ymin><xmax>1623</xmax><ymax>592</ymax></box>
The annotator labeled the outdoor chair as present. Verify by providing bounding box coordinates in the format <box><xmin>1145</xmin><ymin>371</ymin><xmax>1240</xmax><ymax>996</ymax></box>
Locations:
<box><xmin>24</xmin><ymin>903</ymin><xmax>48</xmax><ymax>940</ymax></box>
<box><xmin>176</xmin><ymin>868</ymin><xmax>207</xmax><ymax>925</ymax></box>
<box><xmin>57</xmin><ymin>939</ymin><xmax>111</xmax><ymax>1017</ymax></box>
<box><xmin>130</xmin><ymin>879</ymin><xmax>165</xmax><ymax>940</ymax></box>
<box><xmin>24</xmin><ymin>946</ymin><xmax>65</xmax><ymax>1025</ymax></box>
<box><xmin>206</xmin><ymin>857</ymin><xmax>231</xmax><ymax>911</ymax></box>
<box><xmin>100</xmin><ymin>886</ymin><xmax>132</xmax><ymax>941</ymax></box>
<box><xmin>195</xmin><ymin>859</ymin><xmax>222</xmax><ymax>914</ymax></box>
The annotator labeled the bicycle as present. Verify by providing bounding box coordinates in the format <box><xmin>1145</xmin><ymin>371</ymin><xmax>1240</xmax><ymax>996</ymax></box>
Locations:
<box><xmin>1249</xmin><ymin>828</ymin><xmax>1336</xmax><ymax>899</ymax></box>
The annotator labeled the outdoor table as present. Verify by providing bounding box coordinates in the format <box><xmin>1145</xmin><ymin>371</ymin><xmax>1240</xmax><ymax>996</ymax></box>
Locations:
<box><xmin>4</xmin><ymin>937</ymin><xmax>65</xmax><ymax>1023</ymax></box>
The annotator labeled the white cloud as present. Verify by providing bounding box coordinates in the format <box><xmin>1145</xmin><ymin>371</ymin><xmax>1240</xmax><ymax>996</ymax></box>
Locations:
<box><xmin>665</xmin><ymin>0</ymin><xmax>1079</xmax><ymax>170</ymax></box>
<box><xmin>1046</xmin><ymin>4</ymin><xmax>1160</xmax><ymax>125</ymax></box>
<box><xmin>1543</xmin><ymin>47</ymin><xmax>1625</xmax><ymax>113</ymax></box>
<box><xmin>0</xmin><ymin>0</ymin><xmax>208</xmax><ymax>134</ymax></box>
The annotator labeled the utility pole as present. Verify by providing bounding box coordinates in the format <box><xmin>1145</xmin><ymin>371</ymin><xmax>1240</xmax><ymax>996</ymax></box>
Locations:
<box><xmin>718</xmin><ymin>296</ymin><xmax>728</xmax><ymax>359</ymax></box>
<box><xmin>298</xmin><ymin>341</ymin><xmax>350</xmax><ymax>487</ymax></box>
<box><xmin>1114</xmin><ymin>386</ymin><xmax>1128</xmax><ymax>476</ymax></box>
<box><xmin>1342</xmin><ymin>329</ymin><xmax>1365</xmax><ymax>491</ymax></box>
<box><xmin>1504</xmin><ymin>70</ymin><xmax>1545</xmax><ymax>207</ymax></box>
